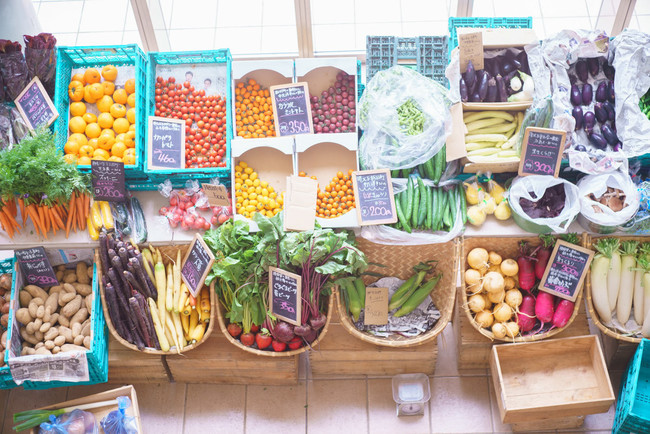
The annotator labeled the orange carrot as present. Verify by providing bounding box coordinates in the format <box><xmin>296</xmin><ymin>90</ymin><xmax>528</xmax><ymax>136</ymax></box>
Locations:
<box><xmin>26</xmin><ymin>204</ymin><xmax>45</xmax><ymax>238</ymax></box>
<box><xmin>51</xmin><ymin>207</ymin><xmax>65</xmax><ymax>233</ymax></box>
<box><xmin>83</xmin><ymin>193</ymin><xmax>90</xmax><ymax>220</ymax></box>
<box><xmin>18</xmin><ymin>197</ymin><xmax>26</xmax><ymax>227</ymax></box>
<box><xmin>0</xmin><ymin>212</ymin><xmax>14</xmax><ymax>239</ymax></box>
<box><xmin>76</xmin><ymin>194</ymin><xmax>84</xmax><ymax>230</ymax></box>
<box><xmin>189</xmin><ymin>294</ymin><xmax>197</xmax><ymax>307</ymax></box>
<box><xmin>7</xmin><ymin>198</ymin><xmax>17</xmax><ymax>218</ymax></box>
<box><xmin>65</xmin><ymin>201</ymin><xmax>76</xmax><ymax>238</ymax></box>
<box><xmin>2</xmin><ymin>207</ymin><xmax>21</xmax><ymax>231</ymax></box>
<box><xmin>38</xmin><ymin>205</ymin><xmax>49</xmax><ymax>234</ymax></box>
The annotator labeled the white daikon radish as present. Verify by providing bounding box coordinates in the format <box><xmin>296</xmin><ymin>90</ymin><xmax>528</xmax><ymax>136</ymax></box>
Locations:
<box><xmin>616</xmin><ymin>241</ymin><xmax>638</xmax><ymax>324</ymax></box>
<box><xmin>607</xmin><ymin>239</ymin><xmax>622</xmax><ymax>311</ymax></box>
<box><xmin>633</xmin><ymin>267</ymin><xmax>644</xmax><ymax>325</ymax></box>
<box><xmin>643</xmin><ymin>307</ymin><xmax>650</xmax><ymax>338</ymax></box>
<box><xmin>592</xmin><ymin>239</ymin><xmax>615</xmax><ymax>324</ymax></box>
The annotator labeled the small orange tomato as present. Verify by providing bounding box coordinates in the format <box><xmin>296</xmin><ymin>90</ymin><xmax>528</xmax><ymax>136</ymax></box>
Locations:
<box><xmin>102</xmin><ymin>81</ymin><xmax>115</xmax><ymax>96</ymax></box>
<box><xmin>88</xmin><ymin>83</ymin><xmax>104</xmax><ymax>100</ymax></box>
<box><xmin>79</xmin><ymin>145</ymin><xmax>95</xmax><ymax>158</ymax></box>
<box><xmin>83</xmin><ymin>68</ymin><xmax>101</xmax><ymax>84</ymax></box>
<box><xmin>124</xmin><ymin>78</ymin><xmax>135</xmax><ymax>94</ymax></box>
<box><xmin>101</xmin><ymin>65</ymin><xmax>118</xmax><ymax>81</ymax></box>
<box><xmin>83</xmin><ymin>85</ymin><xmax>97</xmax><ymax>104</ymax></box>
<box><xmin>68</xmin><ymin>81</ymin><xmax>84</xmax><ymax>102</ymax></box>
<box><xmin>71</xmin><ymin>73</ymin><xmax>85</xmax><ymax>84</ymax></box>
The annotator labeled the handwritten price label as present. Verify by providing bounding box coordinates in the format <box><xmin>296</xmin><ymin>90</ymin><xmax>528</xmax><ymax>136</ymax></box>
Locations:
<box><xmin>519</xmin><ymin>127</ymin><xmax>566</xmax><ymax>178</ymax></box>
<box><xmin>352</xmin><ymin>169</ymin><xmax>398</xmax><ymax>226</ymax></box>
<box><xmin>540</xmin><ymin>240</ymin><xmax>594</xmax><ymax>302</ymax></box>
<box><xmin>270</xmin><ymin>83</ymin><xmax>313</xmax><ymax>137</ymax></box>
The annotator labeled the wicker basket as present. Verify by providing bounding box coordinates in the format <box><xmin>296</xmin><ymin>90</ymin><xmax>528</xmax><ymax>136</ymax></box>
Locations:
<box><xmin>216</xmin><ymin>292</ymin><xmax>333</xmax><ymax>357</ymax></box>
<box><xmin>585</xmin><ymin>235</ymin><xmax>644</xmax><ymax>344</ymax></box>
<box><xmin>98</xmin><ymin>244</ymin><xmax>215</xmax><ymax>355</ymax></box>
<box><xmin>336</xmin><ymin>237</ymin><xmax>458</xmax><ymax>347</ymax></box>
<box><xmin>460</xmin><ymin>235</ymin><xmax>585</xmax><ymax>342</ymax></box>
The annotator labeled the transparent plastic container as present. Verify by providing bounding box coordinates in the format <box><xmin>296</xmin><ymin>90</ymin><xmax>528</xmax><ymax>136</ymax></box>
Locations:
<box><xmin>391</xmin><ymin>373</ymin><xmax>431</xmax><ymax>416</ymax></box>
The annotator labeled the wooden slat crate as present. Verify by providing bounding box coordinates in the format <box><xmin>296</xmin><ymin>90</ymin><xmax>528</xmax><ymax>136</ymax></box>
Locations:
<box><xmin>309</xmin><ymin>309</ymin><xmax>438</xmax><ymax>378</ymax></box>
<box><xmin>165</xmin><ymin>333</ymin><xmax>299</xmax><ymax>385</ymax></box>
<box><xmin>455</xmin><ymin>288</ymin><xmax>591</xmax><ymax>370</ymax></box>
<box><xmin>602</xmin><ymin>334</ymin><xmax>639</xmax><ymax>371</ymax></box>
<box><xmin>107</xmin><ymin>336</ymin><xmax>169</xmax><ymax>383</ymax></box>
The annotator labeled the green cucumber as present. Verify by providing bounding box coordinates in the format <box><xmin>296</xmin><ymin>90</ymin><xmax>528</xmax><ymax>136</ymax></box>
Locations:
<box><xmin>448</xmin><ymin>187</ymin><xmax>458</xmax><ymax>228</ymax></box>
<box><xmin>458</xmin><ymin>183</ymin><xmax>468</xmax><ymax>224</ymax></box>
<box><xmin>395</xmin><ymin>197</ymin><xmax>411</xmax><ymax>233</ymax></box>
<box><xmin>416</xmin><ymin>177</ymin><xmax>427</xmax><ymax>228</ymax></box>
<box><xmin>405</xmin><ymin>176</ymin><xmax>414</xmax><ymax>223</ymax></box>
<box><xmin>426</xmin><ymin>186</ymin><xmax>434</xmax><ymax>230</ymax></box>
<box><xmin>411</xmin><ymin>176</ymin><xmax>420</xmax><ymax>228</ymax></box>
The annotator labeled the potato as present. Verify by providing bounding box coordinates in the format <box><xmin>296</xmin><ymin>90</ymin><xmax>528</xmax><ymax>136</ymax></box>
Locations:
<box><xmin>15</xmin><ymin>308</ymin><xmax>32</xmax><ymax>325</ymax></box>
<box><xmin>48</xmin><ymin>285</ymin><xmax>63</xmax><ymax>294</ymax></box>
<box><xmin>34</xmin><ymin>330</ymin><xmax>44</xmax><ymax>341</ymax></box>
<box><xmin>53</xmin><ymin>335</ymin><xmax>65</xmax><ymax>347</ymax></box>
<box><xmin>36</xmin><ymin>305</ymin><xmax>45</xmax><ymax>319</ymax></box>
<box><xmin>76</xmin><ymin>262</ymin><xmax>89</xmax><ymax>284</ymax></box>
<box><xmin>24</xmin><ymin>284</ymin><xmax>48</xmax><ymax>301</ymax></box>
<box><xmin>45</xmin><ymin>292</ymin><xmax>59</xmax><ymax>313</ymax></box>
<box><xmin>63</xmin><ymin>271</ymin><xmax>77</xmax><ymax>284</ymax></box>
<box><xmin>61</xmin><ymin>343</ymin><xmax>86</xmax><ymax>352</ymax></box>
<box><xmin>72</xmin><ymin>283</ymin><xmax>92</xmax><ymax>297</ymax></box>
<box><xmin>86</xmin><ymin>266</ymin><xmax>93</xmax><ymax>280</ymax></box>
<box><xmin>59</xmin><ymin>292</ymin><xmax>76</xmax><ymax>306</ymax></box>
<box><xmin>72</xmin><ymin>322</ymin><xmax>82</xmax><ymax>338</ymax></box>
<box><xmin>52</xmin><ymin>346</ymin><xmax>61</xmax><ymax>354</ymax></box>
<box><xmin>39</xmin><ymin>322</ymin><xmax>52</xmax><ymax>333</ymax></box>
<box><xmin>63</xmin><ymin>283</ymin><xmax>76</xmax><ymax>293</ymax></box>
<box><xmin>58</xmin><ymin>315</ymin><xmax>70</xmax><ymax>327</ymax></box>
<box><xmin>85</xmin><ymin>294</ymin><xmax>93</xmax><ymax>313</ymax></box>
<box><xmin>19</xmin><ymin>290</ymin><xmax>32</xmax><ymax>307</ymax></box>
<box><xmin>73</xmin><ymin>335</ymin><xmax>84</xmax><ymax>346</ymax></box>
<box><xmin>55</xmin><ymin>270</ymin><xmax>64</xmax><ymax>281</ymax></box>
<box><xmin>58</xmin><ymin>326</ymin><xmax>73</xmax><ymax>343</ymax></box>
<box><xmin>70</xmin><ymin>308</ymin><xmax>88</xmax><ymax>328</ymax></box>
<box><xmin>50</xmin><ymin>313</ymin><xmax>59</xmax><ymax>326</ymax></box>
<box><xmin>28</xmin><ymin>300</ymin><xmax>39</xmax><ymax>319</ymax></box>
<box><xmin>34</xmin><ymin>341</ymin><xmax>44</xmax><ymax>349</ymax></box>
<box><xmin>32</xmin><ymin>297</ymin><xmax>44</xmax><ymax>306</ymax></box>
<box><xmin>44</xmin><ymin>328</ymin><xmax>58</xmax><ymax>341</ymax></box>
<box><xmin>20</xmin><ymin>327</ymin><xmax>39</xmax><ymax>345</ymax></box>
<box><xmin>32</xmin><ymin>318</ymin><xmax>42</xmax><ymax>330</ymax></box>
<box><xmin>56</xmin><ymin>265</ymin><xmax>66</xmax><ymax>272</ymax></box>
<box><xmin>83</xmin><ymin>336</ymin><xmax>91</xmax><ymax>349</ymax></box>
<box><xmin>44</xmin><ymin>340</ymin><xmax>55</xmax><ymax>350</ymax></box>
<box><xmin>35</xmin><ymin>347</ymin><xmax>51</xmax><ymax>355</ymax></box>
<box><xmin>1</xmin><ymin>330</ymin><xmax>7</xmax><ymax>348</ymax></box>
<box><xmin>26</xmin><ymin>322</ymin><xmax>37</xmax><ymax>334</ymax></box>
<box><xmin>80</xmin><ymin>322</ymin><xmax>91</xmax><ymax>337</ymax></box>
<box><xmin>1</xmin><ymin>313</ymin><xmax>8</xmax><ymax>327</ymax></box>
<box><xmin>61</xmin><ymin>295</ymin><xmax>82</xmax><ymax>318</ymax></box>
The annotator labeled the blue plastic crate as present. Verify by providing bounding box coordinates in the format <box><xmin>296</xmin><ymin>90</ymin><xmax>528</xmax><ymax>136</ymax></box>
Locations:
<box><xmin>417</xmin><ymin>36</ymin><xmax>449</xmax><ymax>87</ymax></box>
<box><xmin>366</xmin><ymin>36</ymin><xmax>397</xmax><ymax>83</ymax></box>
<box><xmin>613</xmin><ymin>339</ymin><xmax>650</xmax><ymax>434</ymax></box>
<box><xmin>0</xmin><ymin>258</ymin><xmax>17</xmax><ymax>390</ymax></box>
<box><xmin>4</xmin><ymin>259</ymin><xmax>108</xmax><ymax>390</ymax></box>
<box><xmin>145</xmin><ymin>50</ymin><xmax>232</xmax><ymax>184</ymax></box>
<box><xmin>356</xmin><ymin>59</ymin><xmax>364</xmax><ymax>100</ymax></box>
<box><xmin>448</xmin><ymin>17</ymin><xmax>533</xmax><ymax>57</ymax></box>
<box><xmin>53</xmin><ymin>45</ymin><xmax>147</xmax><ymax>179</ymax></box>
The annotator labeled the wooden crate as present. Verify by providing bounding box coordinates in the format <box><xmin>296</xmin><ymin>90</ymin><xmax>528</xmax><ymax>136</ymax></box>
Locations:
<box><xmin>455</xmin><ymin>288</ymin><xmax>591</xmax><ymax>370</ymax></box>
<box><xmin>309</xmin><ymin>309</ymin><xmax>438</xmax><ymax>378</ymax></box>
<box><xmin>166</xmin><ymin>332</ymin><xmax>299</xmax><ymax>385</ymax></box>
<box><xmin>602</xmin><ymin>334</ymin><xmax>639</xmax><ymax>371</ymax></box>
<box><xmin>107</xmin><ymin>336</ymin><xmax>169</xmax><ymax>383</ymax></box>
<box><xmin>490</xmin><ymin>335</ymin><xmax>615</xmax><ymax>426</ymax></box>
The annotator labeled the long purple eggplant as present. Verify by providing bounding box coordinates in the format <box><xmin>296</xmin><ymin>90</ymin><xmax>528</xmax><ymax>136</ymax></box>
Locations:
<box><xmin>486</xmin><ymin>78</ymin><xmax>497</xmax><ymax>102</ymax></box>
<box><xmin>496</xmin><ymin>75</ymin><xmax>507</xmax><ymax>102</ymax></box>
<box><xmin>603</xmin><ymin>63</ymin><xmax>615</xmax><ymax>80</ymax></box>
<box><xmin>465</xmin><ymin>60</ymin><xmax>476</xmax><ymax>89</ymax></box>
<box><xmin>608</xmin><ymin>81</ymin><xmax>615</xmax><ymax>104</ymax></box>
<box><xmin>582</xmin><ymin>84</ymin><xmax>593</xmax><ymax>106</ymax></box>
<box><xmin>477</xmin><ymin>71</ymin><xmax>489</xmax><ymax>101</ymax></box>
<box><xmin>570</xmin><ymin>84</ymin><xmax>582</xmax><ymax>106</ymax></box>
<box><xmin>588</xmin><ymin>133</ymin><xmax>608</xmax><ymax>149</ymax></box>
<box><xmin>575</xmin><ymin>60</ymin><xmax>588</xmax><ymax>82</ymax></box>
<box><xmin>572</xmin><ymin>106</ymin><xmax>584</xmax><ymax>130</ymax></box>
<box><xmin>459</xmin><ymin>77</ymin><xmax>468</xmax><ymax>102</ymax></box>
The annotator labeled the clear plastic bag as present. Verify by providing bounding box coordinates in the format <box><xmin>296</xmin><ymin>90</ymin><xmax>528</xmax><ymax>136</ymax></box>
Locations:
<box><xmin>358</xmin><ymin>66</ymin><xmax>452</xmax><ymax>170</ymax></box>
<box><xmin>508</xmin><ymin>175</ymin><xmax>580</xmax><ymax>233</ymax></box>
<box><xmin>577</xmin><ymin>170</ymin><xmax>639</xmax><ymax>226</ymax></box>
<box><xmin>100</xmin><ymin>396</ymin><xmax>138</xmax><ymax>434</ymax></box>
<box><xmin>39</xmin><ymin>409</ymin><xmax>97</xmax><ymax>434</ymax></box>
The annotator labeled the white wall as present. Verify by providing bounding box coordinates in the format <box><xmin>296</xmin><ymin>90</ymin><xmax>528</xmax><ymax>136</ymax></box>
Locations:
<box><xmin>0</xmin><ymin>0</ymin><xmax>41</xmax><ymax>45</ymax></box>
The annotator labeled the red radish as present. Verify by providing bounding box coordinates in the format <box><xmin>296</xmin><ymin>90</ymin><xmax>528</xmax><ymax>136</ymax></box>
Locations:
<box><xmin>255</xmin><ymin>332</ymin><xmax>272</xmax><ymax>349</ymax></box>
<box><xmin>517</xmin><ymin>242</ymin><xmax>537</xmax><ymax>291</ymax></box>
<box><xmin>250</xmin><ymin>324</ymin><xmax>260</xmax><ymax>333</ymax></box>
<box><xmin>288</xmin><ymin>337</ymin><xmax>303</xmax><ymax>350</ymax></box>
<box><xmin>240</xmin><ymin>332</ymin><xmax>255</xmax><ymax>347</ymax></box>
<box><xmin>271</xmin><ymin>340</ymin><xmax>287</xmax><ymax>352</ymax></box>
<box><xmin>552</xmin><ymin>299</ymin><xmax>575</xmax><ymax>328</ymax></box>
<box><xmin>535</xmin><ymin>291</ymin><xmax>556</xmax><ymax>323</ymax></box>
<box><xmin>534</xmin><ymin>235</ymin><xmax>555</xmax><ymax>280</ymax></box>
<box><xmin>517</xmin><ymin>293</ymin><xmax>537</xmax><ymax>332</ymax></box>
<box><xmin>227</xmin><ymin>323</ymin><xmax>242</xmax><ymax>337</ymax></box>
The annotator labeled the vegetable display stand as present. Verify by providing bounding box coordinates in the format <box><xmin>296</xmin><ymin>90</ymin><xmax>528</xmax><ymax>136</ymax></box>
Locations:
<box><xmin>5</xmin><ymin>249</ymin><xmax>109</xmax><ymax>390</ymax></box>
<box><xmin>144</xmin><ymin>49</ymin><xmax>232</xmax><ymax>183</ymax></box>
<box><xmin>490</xmin><ymin>335</ymin><xmax>615</xmax><ymax>432</ymax></box>
<box><xmin>309</xmin><ymin>307</ymin><xmax>437</xmax><ymax>378</ymax></box>
<box><xmin>165</xmin><ymin>332</ymin><xmax>299</xmax><ymax>385</ymax></box>
<box><xmin>231</xmin><ymin>59</ymin><xmax>293</xmax><ymax>143</ymax></box>
<box><xmin>335</xmin><ymin>237</ymin><xmax>457</xmax><ymax>347</ymax></box>
<box><xmin>0</xmin><ymin>257</ymin><xmax>17</xmax><ymax>389</ymax></box>
<box><xmin>107</xmin><ymin>335</ymin><xmax>169</xmax><ymax>383</ymax></box>
<box><xmin>97</xmin><ymin>245</ymin><xmax>215</xmax><ymax>355</ymax></box>
<box><xmin>53</xmin><ymin>45</ymin><xmax>147</xmax><ymax>179</ymax></box>
<box><xmin>215</xmin><ymin>294</ymin><xmax>333</xmax><ymax>358</ymax></box>
<box><xmin>585</xmin><ymin>235</ymin><xmax>646</xmax><ymax>344</ymax></box>
<box><xmin>295</xmin><ymin>133</ymin><xmax>359</xmax><ymax>228</ymax></box>
<box><xmin>231</xmin><ymin>136</ymin><xmax>294</xmax><ymax>231</ymax></box>
<box><xmin>460</xmin><ymin>235</ymin><xmax>585</xmax><ymax>343</ymax></box>
<box><xmin>613</xmin><ymin>338</ymin><xmax>650</xmax><ymax>434</ymax></box>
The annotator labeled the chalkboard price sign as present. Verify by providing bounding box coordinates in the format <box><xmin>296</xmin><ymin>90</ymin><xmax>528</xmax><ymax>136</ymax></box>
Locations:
<box><xmin>351</xmin><ymin>169</ymin><xmax>398</xmax><ymax>226</ymax></box>
<box><xmin>269</xmin><ymin>82</ymin><xmax>313</xmax><ymax>137</ymax></box>
<box><xmin>269</xmin><ymin>267</ymin><xmax>301</xmax><ymax>326</ymax></box>
<box><xmin>14</xmin><ymin>77</ymin><xmax>58</xmax><ymax>131</ymax></box>
<box><xmin>147</xmin><ymin>116</ymin><xmax>185</xmax><ymax>170</ymax></box>
<box><xmin>91</xmin><ymin>160</ymin><xmax>126</xmax><ymax>202</ymax></box>
<box><xmin>181</xmin><ymin>234</ymin><xmax>216</xmax><ymax>297</ymax></box>
<box><xmin>539</xmin><ymin>240</ymin><xmax>594</xmax><ymax>302</ymax></box>
<box><xmin>519</xmin><ymin>127</ymin><xmax>566</xmax><ymax>178</ymax></box>
<box><xmin>15</xmin><ymin>247</ymin><xmax>59</xmax><ymax>287</ymax></box>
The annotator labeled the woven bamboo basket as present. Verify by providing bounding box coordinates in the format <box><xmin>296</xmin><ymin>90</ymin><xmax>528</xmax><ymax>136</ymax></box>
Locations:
<box><xmin>98</xmin><ymin>244</ymin><xmax>215</xmax><ymax>355</ymax></box>
<box><xmin>216</xmin><ymin>292</ymin><xmax>333</xmax><ymax>357</ymax></box>
<box><xmin>585</xmin><ymin>235</ymin><xmax>645</xmax><ymax>344</ymax></box>
<box><xmin>460</xmin><ymin>235</ymin><xmax>586</xmax><ymax>342</ymax></box>
<box><xmin>335</xmin><ymin>237</ymin><xmax>458</xmax><ymax>347</ymax></box>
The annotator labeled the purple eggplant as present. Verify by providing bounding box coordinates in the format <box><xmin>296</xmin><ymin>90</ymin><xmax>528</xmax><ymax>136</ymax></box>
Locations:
<box><xmin>484</xmin><ymin>58</ymin><xmax>496</xmax><ymax>78</ymax></box>
<box><xmin>478</xmin><ymin>71</ymin><xmax>489</xmax><ymax>101</ymax></box>
<box><xmin>575</xmin><ymin>145</ymin><xmax>587</xmax><ymax>152</ymax></box>
<box><xmin>465</xmin><ymin>60</ymin><xmax>476</xmax><ymax>89</ymax></box>
<box><xmin>601</xmin><ymin>124</ymin><xmax>619</xmax><ymax>145</ymax></box>
<box><xmin>603</xmin><ymin>101</ymin><xmax>615</xmax><ymax>121</ymax></box>
<box><xmin>493</xmin><ymin>56</ymin><xmax>504</xmax><ymax>76</ymax></box>
<box><xmin>582</xmin><ymin>84</ymin><xmax>593</xmax><ymax>106</ymax></box>
<box><xmin>502</xmin><ymin>60</ymin><xmax>515</xmax><ymax>75</ymax></box>
<box><xmin>470</xmin><ymin>91</ymin><xmax>481</xmax><ymax>102</ymax></box>
<box><xmin>588</xmin><ymin>132</ymin><xmax>608</xmax><ymax>149</ymax></box>
<box><xmin>595</xmin><ymin>82</ymin><xmax>608</xmax><ymax>102</ymax></box>
<box><xmin>594</xmin><ymin>103</ymin><xmax>608</xmax><ymax>123</ymax></box>
<box><xmin>608</xmin><ymin>80</ymin><xmax>615</xmax><ymax>104</ymax></box>
<box><xmin>611</xmin><ymin>120</ymin><xmax>616</xmax><ymax>132</ymax></box>
<box><xmin>512</xmin><ymin>58</ymin><xmax>522</xmax><ymax>70</ymax></box>
<box><xmin>584</xmin><ymin>111</ymin><xmax>596</xmax><ymax>133</ymax></box>
<box><xmin>613</xmin><ymin>142</ymin><xmax>622</xmax><ymax>152</ymax></box>
<box><xmin>572</xmin><ymin>106</ymin><xmax>584</xmax><ymax>130</ymax></box>
<box><xmin>486</xmin><ymin>78</ymin><xmax>497</xmax><ymax>102</ymax></box>
<box><xmin>569</xmin><ymin>74</ymin><xmax>578</xmax><ymax>85</ymax></box>
<box><xmin>570</xmin><ymin>84</ymin><xmax>582</xmax><ymax>106</ymax></box>
<box><xmin>603</xmin><ymin>63</ymin><xmax>615</xmax><ymax>80</ymax></box>
<box><xmin>517</xmin><ymin>51</ymin><xmax>531</xmax><ymax>75</ymax></box>
<box><xmin>575</xmin><ymin>60</ymin><xmax>588</xmax><ymax>82</ymax></box>
<box><xmin>459</xmin><ymin>77</ymin><xmax>469</xmax><ymax>102</ymax></box>
<box><xmin>587</xmin><ymin>57</ymin><xmax>600</xmax><ymax>78</ymax></box>
<box><xmin>496</xmin><ymin>75</ymin><xmax>507</xmax><ymax>102</ymax></box>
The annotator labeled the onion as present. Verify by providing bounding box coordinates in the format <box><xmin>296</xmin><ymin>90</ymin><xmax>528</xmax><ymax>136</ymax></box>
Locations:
<box><xmin>493</xmin><ymin>303</ymin><xmax>513</xmax><ymax>322</ymax></box>
<box><xmin>487</xmin><ymin>288</ymin><xmax>505</xmax><ymax>304</ymax></box>
<box><xmin>488</xmin><ymin>251</ymin><xmax>502</xmax><ymax>265</ymax></box>
<box><xmin>475</xmin><ymin>310</ymin><xmax>494</xmax><ymax>328</ymax></box>
<box><xmin>483</xmin><ymin>272</ymin><xmax>505</xmax><ymax>293</ymax></box>
<box><xmin>492</xmin><ymin>322</ymin><xmax>507</xmax><ymax>339</ymax></box>
<box><xmin>468</xmin><ymin>294</ymin><xmax>487</xmax><ymax>313</ymax></box>
<box><xmin>505</xmin><ymin>288</ymin><xmax>523</xmax><ymax>309</ymax></box>
<box><xmin>500</xmin><ymin>258</ymin><xmax>519</xmax><ymax>277</ymax></box>
<box><xmin>467</xmin><ymin>248</ymin><xmax>489</xmax><ymax>270</ymax></box>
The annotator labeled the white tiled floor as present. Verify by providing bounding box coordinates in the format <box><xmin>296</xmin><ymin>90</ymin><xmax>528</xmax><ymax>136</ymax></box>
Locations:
<box><xmin>0</xmin><ymin>322</ymin><xmax>621</xmax><ymax>434</ymax></box>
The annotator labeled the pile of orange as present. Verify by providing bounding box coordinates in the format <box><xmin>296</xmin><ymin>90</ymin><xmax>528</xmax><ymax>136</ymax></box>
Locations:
<box><xmin>63</xmin><ymin>65</ymin><xmax>137</xmax><ymax>166</ymax></box>
<box><xmin>234</xmin><ymin>78</ymin><xmax>275</xmax><ymax>138</ymax></box>
<box><xmin>299</xmin><ymin>169</ymin><xmax>355</xmax><ymax>219</ymax></box>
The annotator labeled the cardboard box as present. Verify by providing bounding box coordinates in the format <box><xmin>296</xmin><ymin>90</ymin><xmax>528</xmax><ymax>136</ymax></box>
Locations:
<box><xmin>295</xmin><ymin>133</ymin><xmax>359</xmax><ymax>228</ymax></box>
<box><xmin>231</xmin><ymin>136</ymin><xmax>295</xmax><ymax>231</ymax></box>
<box><xmin>490</xmin><ymin>335</ymin><xmax>615</xmax><ymax>425</ymax></box>
<box><xmin>29</xmin><ymin>385</ymin><xmax>142</xmax><ymax>434</ymax></box>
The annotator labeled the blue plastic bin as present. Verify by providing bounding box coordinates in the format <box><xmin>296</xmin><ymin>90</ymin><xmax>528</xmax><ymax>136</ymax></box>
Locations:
<box><xmin>613</xmin><ymin>339</ymin><xmax>650</xmax><ymax>434</ymax></box>
<box><xmin>0</xmin><ymin>258</ymin><xmax>17</xmax><ymax>389</ymax></box>
<box><xmin>448</xmin><ymin>17</ymin><xmax>533</xmax><ymax>57</ymax></box>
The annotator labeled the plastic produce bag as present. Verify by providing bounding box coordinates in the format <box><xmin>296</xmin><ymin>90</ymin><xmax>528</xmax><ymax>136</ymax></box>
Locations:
<box><xmin>39</xmin><ymin>409</ymin><xmax>97</xmax><ymax>434</ymax></box>
<box><xmin>508</xmin><ymin>175</ymin><xmax>580</xmax><ymax>233</ymax></box>
<box><xmin>0</xmin><ymin>40</ymin><xmax>30</xmax><ymax>101</ymax></box>
<box><xmin>100</xmin><ymin>396</ymin><xmax>138</xmax><ymax>434</ymax></box>
<box><xmin>361</xmin><ymin>178</ymin><xmax>464</xmax><ymax>245</ymax></box>
<box><xmin>577</xmin><ymin>170</ymin><xmax>639</xmax><ymax>227</ymax></box>
<box><xmin>610</xmin><ymin>29</ymin><xmax>650</xmax><ymax>158</ymax></box>
<box><xmin>24</xmin><ymin>33</ymin><xmax>57</xmax><ymax>98</ymax></box>
<box><xmin>358</xmin><ymin>66</ymin><xmax>452</xmax><ymax>170</ymax></box>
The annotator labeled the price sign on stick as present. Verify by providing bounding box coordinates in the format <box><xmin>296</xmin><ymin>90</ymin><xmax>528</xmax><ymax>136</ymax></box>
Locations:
<box><xmin>202</xmin><ymin>183</ymin><xmax>231</xmax><ymax>207</ymax></box>
<box><xmin>352</xmin><ymin>169</ymin><xmax>398</xmax><ymax>226</ymax></box>
<box><xmin>539</xmin><ymin>240</ymin><xmax>594</xmax><ymax>302</ymax></box>
<box><xmin>518</xmin><ymin>127</ymin><xmax>566</xmax><ymax>178</ymax></box>
<box><xmin>181</xmin><ymin>234</ymin><xmax>216</xmax><ymax>298</ymax></box>
<box><xmin>15</xmin><ymin>247</ymin><xmax>58</xmax><ymax>287</ymax></box>
<box><xmin>364</xmin><ymin>287</ymin><xmax>389</xmax><ymax>325</ymax></box>
<box><xmin>458</xmin><ymin>30</ymin><xmax>484</xmax><ymax>72</ymax></box>
<box><xmin>148</xmin><ymin>116</ymin><xmax>185</xmax><ymax>170</ymax></box>
<box><xmin>269</xmin><ymin>267</ymin><xmax>301</xmax><ymax>326</ymax></box>
<box><xmin>269</xmin><ymin>83</ymin><xmax>313</xmax><ymax>136</ymax></box>
<box><xmin>14</xmin><ymin>77</ymin><xmax>58</xmax><ymax>131</ymax></box>
<box><xmin>91</xmin><ymin>160</ymin><xmax>126</xmax><ymax>202</ymax></box>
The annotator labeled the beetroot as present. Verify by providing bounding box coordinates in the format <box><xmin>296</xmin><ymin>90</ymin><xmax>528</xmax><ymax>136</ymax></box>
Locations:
<box><xmin>303</xmin><ymin>328</ymin><xmax>318</xmax><ymax>343</ymax></box>
<box><xmin>309</xmin><ymin>312</ymin><xmax>327</xmax><ymax>330</ymax></box>
<box><xmin>274</xmin><ymin>321</ymin><xmax>295</xmax><ymax>343</ymax></box>
<box><xmin>310</xmin><ymin>71</ymin><xmax>356</xmax><ymax>134</ymax></box>
<box><xmin>293</xmin><ymin>324</ymin><xmax>312</xmax><ymax>337</ymax></box>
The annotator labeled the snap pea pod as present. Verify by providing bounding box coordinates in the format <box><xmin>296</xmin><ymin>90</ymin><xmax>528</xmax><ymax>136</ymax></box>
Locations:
<box><xmin>394</xmin><ymin>274</ymin><xmax>442</xmax><ymax>317</ymax></box>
